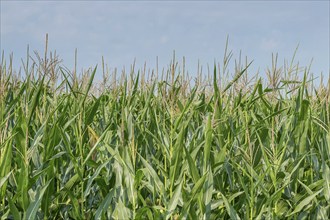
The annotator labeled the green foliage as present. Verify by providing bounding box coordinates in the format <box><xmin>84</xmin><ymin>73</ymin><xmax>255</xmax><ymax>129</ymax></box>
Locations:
<box><xmin>0</xmin><ymin>46</ymin><xmax>329</xmax><ymax>219</ymax></box>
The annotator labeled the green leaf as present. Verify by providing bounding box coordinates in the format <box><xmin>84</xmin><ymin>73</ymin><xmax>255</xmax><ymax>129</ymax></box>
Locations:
<box><xmin>220</xmin><ymin>192</ymin><xmax>241</xmax><ymax>220</ymax></box>
<box><xmin>203</xmin><ymin>114</ymin><xmax>212</xmax><ymax>174</ymax></box>
<box><xmin>0</xmin><ymin>171</ymin><xmax>12</xmax><ymax>188</ymax></box>
<box><xmin>8</xmin><ymin>197</ymin><xmax>21</xmax><ymax>220</ymax></box>
<box><xmin>166</xmin><ymin>180</ymin><xmax>182</xmax><ymax>219</ymax></box>
<box><xmin>184</xmin><ymin>145</ymin><xmax>200</xmax><ymax>183</ymax></box>
<box><xmin>139</xmin><ymin>154</ymin><xmax>165</xmax><ymax>195</ymax></box>
<box><xmin>80</xmin><ymin>65</ymin><xmax>97</xmax><ymax>107</ymax></box>
<box><xmin>94</xmin><ymin>189</ymin><xmax>114</xmax><ymax>220</ymax></box>
<box><xmin>323</xmin><ymin>163</ymin><xmax>330</xmax><ymax>202</ymax></box>
<box><xmin>84</xmin><ymin>159</ymin><xmax>111</xmax><ymax>197</ymax></box>
<box><xmin>25</xmin><ymin>179</ymin><xmax>52</xmax><ymax>220</ymax></box>
<box><xmin>28</xmin><ymin>74</ymin><xmax>46</xmax><ymax>125</ymax></box>
<box><xmin>287</xmin><ymin>189</ymin><xmax>322</xmax><ymax>216</ymax></box>
<box><xmin>222</xmin><ymin>61</ymin><xmax>252</xmax><ymax>93</ymax></box>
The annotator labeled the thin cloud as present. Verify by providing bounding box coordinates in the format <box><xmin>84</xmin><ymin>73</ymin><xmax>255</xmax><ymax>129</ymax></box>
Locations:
<box><xmin>1</xmin><ymin>1</ymin><xmax>329</xmax><ymax>78</ymax></box>
<box><xmin>260</xmin><ymin>38</ymin><xmax>280</xmax><ymax>52</ymax></box>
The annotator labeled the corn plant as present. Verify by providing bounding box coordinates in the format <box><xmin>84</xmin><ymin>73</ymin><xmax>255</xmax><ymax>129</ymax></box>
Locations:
<box><xmin>0</xmin><ymin>42</ymin><xmax>329</xmax><ymax>219</ymax></box>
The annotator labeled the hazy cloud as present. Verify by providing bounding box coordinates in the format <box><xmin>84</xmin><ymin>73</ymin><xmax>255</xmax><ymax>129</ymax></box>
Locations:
<box><xmin>260</xmin><ymin>38</ymin><xmax>280</xmax><ymax>51</ymax></box>
<box><xmin>1</xmin><ymin>1</ymin><xmax>329</xmax><ymax>77</ymax></box>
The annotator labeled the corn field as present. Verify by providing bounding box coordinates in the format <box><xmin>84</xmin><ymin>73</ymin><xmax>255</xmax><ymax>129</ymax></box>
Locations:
<box><xmin>0</xmin><ymin>44</ymin><xmax>329</xmax><ymax>219</ymax></box>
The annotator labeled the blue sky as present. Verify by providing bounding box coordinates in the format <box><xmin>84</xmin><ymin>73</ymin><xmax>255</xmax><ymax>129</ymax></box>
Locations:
<box><xmin>1</xmin><ymin>1</ymin><xmax>329</xmax><ymax>82</ymax></box>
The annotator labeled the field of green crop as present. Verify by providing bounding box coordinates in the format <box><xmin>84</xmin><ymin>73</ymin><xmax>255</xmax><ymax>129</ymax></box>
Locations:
<box><xmin>0</xmin><ymin>45</ymin><xmax>329</xmax><ymax>219</ymax></box>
